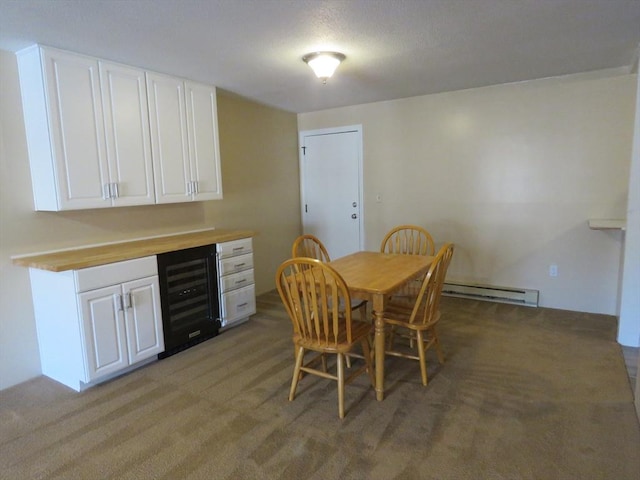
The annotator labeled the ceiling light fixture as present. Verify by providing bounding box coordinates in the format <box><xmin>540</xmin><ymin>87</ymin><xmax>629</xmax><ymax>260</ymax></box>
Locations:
<box><xmin>302</xmin><ymin>51</ymin><xmax>346</xmax><ymax>84</ymax></box>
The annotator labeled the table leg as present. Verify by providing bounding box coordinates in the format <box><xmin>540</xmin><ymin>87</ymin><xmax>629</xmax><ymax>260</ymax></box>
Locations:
<box><xmin>373</xmin><ymin>294</ymin><xmax>385</xmax><ymax>401</ymax></box>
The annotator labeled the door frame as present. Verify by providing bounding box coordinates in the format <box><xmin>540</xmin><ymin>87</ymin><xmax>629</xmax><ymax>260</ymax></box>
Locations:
<box><xmin>298</xmin><ymin>124</ymin><xmax>365</xmax><ymax>252</ymax></box>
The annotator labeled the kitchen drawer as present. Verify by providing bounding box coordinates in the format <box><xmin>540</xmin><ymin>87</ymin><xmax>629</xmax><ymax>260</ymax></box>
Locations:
<box><xmin>74</xmin><ymin>256</ymin><xmax>158</xmax><ymax>293</ymax></box>
<box><xmin>219</xmin><ymin>268</ymin><xmax>254</xmax><ymax>293</ymax></box>
<box><xmin>216</xmin><ymin>238</ymin><xmax>252</xmax><ymax>259</ymax></box>
<box><xmin>218</xmin><ymin>252</ymin><xmax>253</xmax><ymax>276</ymax></box>
<box><xmin>220</xmin><ymin>285</ymin><xmax>256</xmax><ymax>325</ymax></box>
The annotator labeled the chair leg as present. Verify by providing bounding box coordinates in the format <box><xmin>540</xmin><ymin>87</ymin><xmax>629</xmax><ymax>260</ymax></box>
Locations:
<box><xmin>358</xmin><ymin>303</ymin><xmax>368</xmax><ymax>323</ymax></box>
<box><xmin>294</xmin><ymin>345</ymin><xmax>308</xmax><ymax>380</ymax></box>
<box><xmin>346</xmin><ymin>304</ymin><xmax>367</xmax><ymax>369</ymax></box>
<box><xmin>415</xmin><ymin>330</ymin><xmax>428</xmax><ymax>386</ymax></box>
<box><xmin>289</xmin><ymin>346</ymin><xmax>305</xmax><ymax>401</ymax></box>
<box><xmin>387</xmin><ymin>325</ymin><xmax>396</xmax><ymax>350</ymax></box>
<box><xmin>337</xmin><ymin>353</ymin><xmax>345</xmax><ymax>419</ymax></box>
<box><xmin>361</xmin><ymin>338</ymin><xmax>375</xmax><ymax>386</ymax></box>
<box><xmin>431</xmin><ymin>326</ymin><xmax>445</xmax><ymax>364</ymax></box>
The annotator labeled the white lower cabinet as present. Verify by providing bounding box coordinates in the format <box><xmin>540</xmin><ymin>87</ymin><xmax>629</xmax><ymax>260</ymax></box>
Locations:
<box><xmin>29</xmin><ymin>256</ymin><xmax>164</xmax><ymax>391</ymax></box>
<box><xmin>217</xmin><ymin>238</ymin><xmax>256</xmax><ymax>328</ymax></box>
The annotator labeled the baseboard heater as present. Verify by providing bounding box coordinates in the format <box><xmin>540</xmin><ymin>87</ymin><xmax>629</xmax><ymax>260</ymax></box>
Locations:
<box><xmin>442</xmin><ymin>281</ymin><xmax>539</xmax><ymax>307</ymax></box>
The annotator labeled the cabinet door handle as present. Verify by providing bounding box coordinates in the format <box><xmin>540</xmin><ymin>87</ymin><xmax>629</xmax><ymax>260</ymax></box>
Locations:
<box><xmin>193</xmin><ymin>181</ymin><xmax>198</xmax><ymax>195</ymax></box>
<box><xmin>103</xmin><ymin>183</ymin><xmax>111</xmax><ymax>200</ymax></box>
<box><xmin>116</xmin><ymin>294</ymin><xmax>124</xmax><ymax>311</ymax></box>
<box><xmin>186</xmin><ymin>181</ymin><xmax>192</xmax><ymax>195</ymax></box>
<box><xmin>125</xmin><ymin>292</ymin><xmax>132</xmax><ymax>309</ymax></box>
<box><xmin>112</xmin><ymin>182</ymin><xmax>119</xmax><ymax>199</ymax></box>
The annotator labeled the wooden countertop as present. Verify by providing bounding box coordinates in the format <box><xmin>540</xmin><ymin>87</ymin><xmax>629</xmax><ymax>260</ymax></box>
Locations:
<box><xmin>12</xmin><ymin>229</ymin><xmax>255</xmax><ymax>272</ymax></box>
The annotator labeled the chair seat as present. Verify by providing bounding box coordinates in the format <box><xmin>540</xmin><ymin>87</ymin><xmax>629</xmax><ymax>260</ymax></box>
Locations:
<box><xmin>383</xmin><ymin>304</ymin><xmax>441</xmax><ymax>330</ymax></box>
<box><xmin>294</xmin><ymin>320</ymin><xmax>372</xmax><ymax>353</ymax></box>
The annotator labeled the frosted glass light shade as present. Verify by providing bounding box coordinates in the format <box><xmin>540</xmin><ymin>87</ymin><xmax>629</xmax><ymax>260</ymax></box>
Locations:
<box><xmin>303</xmin><ymin>52</ymin><xmax>346</xmax><ymax>83</ymax></box>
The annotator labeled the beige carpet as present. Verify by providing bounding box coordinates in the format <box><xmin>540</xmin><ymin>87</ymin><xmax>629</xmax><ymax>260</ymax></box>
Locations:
<box><xmin>1</xmin><ymin>292</ymin><xmax>639</xmax><ymax>480</ymax></box>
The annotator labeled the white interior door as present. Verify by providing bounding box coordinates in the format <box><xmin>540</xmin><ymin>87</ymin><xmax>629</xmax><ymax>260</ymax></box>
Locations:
<box><xmin>299</xmin><ymin>126</ymin><xmax>363</xmax><ymax>259</ymax></box>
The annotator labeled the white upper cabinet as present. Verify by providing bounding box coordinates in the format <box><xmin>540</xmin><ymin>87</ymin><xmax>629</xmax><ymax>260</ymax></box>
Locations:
<box><xmin>17</xmin><ymin>45</ymin><xmax>222</xmax><ymax>211</ymax></box>
<box><xmin>17</xmin><ymin>45</ymin><xmax>155</xmax><ymax>210</ymax></box>
<box><xmin>147</xmin><ymin>72</ymin><xmax>223</xmax><ymax>203</ymax></box>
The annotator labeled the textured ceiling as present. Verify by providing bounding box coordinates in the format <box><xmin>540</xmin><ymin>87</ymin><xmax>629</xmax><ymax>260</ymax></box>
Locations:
<box><xmin>0</xmin><ymin>0</ymin><xmax>639</xmax><ymax>113</ymax></box>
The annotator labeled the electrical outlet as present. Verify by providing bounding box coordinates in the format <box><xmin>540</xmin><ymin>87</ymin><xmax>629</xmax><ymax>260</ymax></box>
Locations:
<box><xmin>549</xmin><ymin>264</ymin><xmax>558</xmax><ymax>277</ymax></box>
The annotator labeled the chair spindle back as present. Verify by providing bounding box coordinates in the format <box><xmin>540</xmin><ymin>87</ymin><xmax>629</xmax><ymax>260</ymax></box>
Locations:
<box><xmin>292</xmin><ymin>234</ymin><xmax>331</xmax><ymax>262</ymax></box>
<box><xmin>276</xmin><ymin>257</ymin><xmax>355</xmax><ymax>346</ymax></box>
<box><xmin>407</xmin><ymin>243</ymin><xmax>455</xmax><ymax>325</ymax></box>
<box><xmin>380</xmin><ymin>225</ymin><xmax>435</xmax><ymax>256</ymax></box>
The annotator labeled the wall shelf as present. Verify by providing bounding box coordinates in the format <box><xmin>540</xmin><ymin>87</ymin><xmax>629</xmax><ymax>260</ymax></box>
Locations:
<box><xmin>588</xmin><ymin>219</ymin><xmax>627</xmax><ymax>231</ymax></box>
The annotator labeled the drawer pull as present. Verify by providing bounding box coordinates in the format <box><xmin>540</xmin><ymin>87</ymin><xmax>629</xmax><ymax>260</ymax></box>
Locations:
<box><xmin>237</xmin><ymin>302</ymin><xmax>248</xmax><ymax>308</ymax></box>
<box><xmin>234</xmin><ymin>263</ymin><xmax>246</xmax><ymax>268</ymax></box>
<box><xmin>235</xmin><ymin>279</ymin><xmax>247</xmax><ymax>284</ymax></box>
<box><xmin>232</xmin><ymin>247</ymin><xmax>245</xmax><ymax>252</ymax></box>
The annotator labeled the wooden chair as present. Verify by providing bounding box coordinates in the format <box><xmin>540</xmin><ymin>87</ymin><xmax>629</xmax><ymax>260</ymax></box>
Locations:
<box><xmin>380</xmin><ymin>225</ymin><xmax>435</xmax><ymax>302</ymax></box>
<box><xmin>383</xmin><ymin>243</ymin><xmax>454</xmax><ymax>386</ymax></box>
<box><xmin>292</xmin><ymin>234</ymin><xmax>368</xmax><ymax>323</ymax></box>
<box><xmin>291</xmin><ymin>233</ymin><xmax>331</xmax><ymax>262</ymax></box>
<box><xmin>380</xmin><ymin>224</ymin><xmax>435</xmax><ymax>256</ymax></box>
<box><xmin>275</xmin><ymin>257</ymin><xmax>375</xmax><ymax>419</ymax></box>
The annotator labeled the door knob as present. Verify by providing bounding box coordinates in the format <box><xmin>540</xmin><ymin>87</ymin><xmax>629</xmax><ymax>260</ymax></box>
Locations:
<box><xmin>351</xmin><ymin>214</ymin><xmax>358</xmax><ymax>219</ymax></box>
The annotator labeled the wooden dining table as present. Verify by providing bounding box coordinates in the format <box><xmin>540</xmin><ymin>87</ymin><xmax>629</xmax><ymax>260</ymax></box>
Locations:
<box><xmin>328</xmin><ymin>251</ymin><xmax>434</xmax><ymax>400</ymax></box>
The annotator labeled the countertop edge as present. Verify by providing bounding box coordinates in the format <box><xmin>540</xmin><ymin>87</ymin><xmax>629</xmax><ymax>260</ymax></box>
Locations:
<box><xmin>12</xmin><ymin>229</ymin><xmax>257</xmax><ymax>272</ymax></box>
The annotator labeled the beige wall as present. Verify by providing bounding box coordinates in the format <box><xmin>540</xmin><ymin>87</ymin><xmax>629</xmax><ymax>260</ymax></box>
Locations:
<box><xmin>0</xmin><ymin>50</ymin><xmax>301</xmax><ymax>390</ymax></box>
<box><xmin>299</xmin><ymin>71</ymin><xmax>636</xmax><ymax>315</ymax></box>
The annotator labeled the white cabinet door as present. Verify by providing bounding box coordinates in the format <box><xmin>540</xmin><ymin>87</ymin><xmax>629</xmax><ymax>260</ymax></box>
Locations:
<box><xmin>79</xmin><ymin>285</ymin><xmax>128</xmax><ymax>381</ymax></box>
<box><xmin>185</xmin><ymin>81</ymin><xmax>223</xmax><ymax>201</ymax></box>
<box><xmin>99</xmin><ymin>62</ymin><xmax>155</xmax><ymax>206</ymax></box>
<box><xmin>146</xmin><ymin>72</ymin><xmax>191</xmax><ymax>204</ymax></box>
<box><xmin>147</xmin><ymin>74</ymin><xmax>223</xmax><ymax>203</ymax></box>
<box><xmin>123</xmin><ymin>277</ymin><xmax>164</xmax><ymax>364</ymax></box>
<box><xmin>41</xmin><ymin>47</ymin><xmax>110</xmax><ymax>210</ymax></box>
